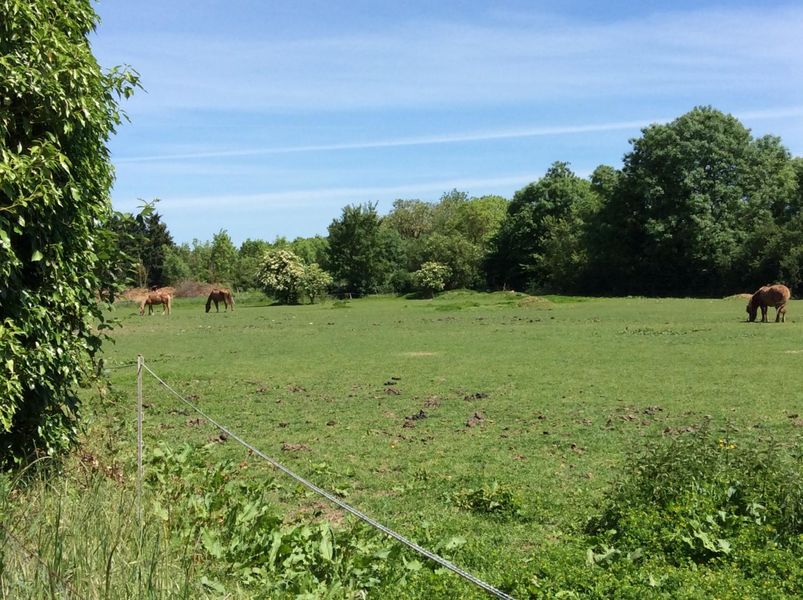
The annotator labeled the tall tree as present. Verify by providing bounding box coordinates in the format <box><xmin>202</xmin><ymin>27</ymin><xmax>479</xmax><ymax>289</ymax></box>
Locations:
<box><xmin>106</xmin><ymin>200</ymin><xmax>173</xmax><ymax>287</ymax></box>
<box><xmin>327</xmin><ymin>203</ymin><xmax>401</xmax><ymax>295</ymax></box>
<box><xmin>290</xmin><ymin>235</ymin><xmax>329</xmax><ymax>269</ymax></box>
<box><xmin>235</xmin><ymin>238</ymin><xmax>272</xmax><ymax>290</ymax></box>
<box><xmin>487</xmin><ymin>162</ymin><xmax>597</xmax><ymax>291</ymax></box>
<box><xmin>596</xmin><ymin>107</ymin><xmax>797</xmax><ymax>294</ymax></box>
<box><xmin>209</xmin><ymin>229</ymin><xmax>238</xmax><ymax>285</ymax></box>
<box><xmin>383</xmin><ymin>199</ymin><xmax>435</xmax><ymax>240</ymax></box>
<box><xmin>0</xmin><ymin>0</ymin><xmax>138</xmax><ymax>463</ymax></box>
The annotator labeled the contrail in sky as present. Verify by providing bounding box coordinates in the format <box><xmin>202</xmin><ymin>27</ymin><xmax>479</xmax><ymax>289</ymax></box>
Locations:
<box><xmin>115</xmin><ymin>106</ymin><xmax>803</xmax><ymax>163</ymax></box>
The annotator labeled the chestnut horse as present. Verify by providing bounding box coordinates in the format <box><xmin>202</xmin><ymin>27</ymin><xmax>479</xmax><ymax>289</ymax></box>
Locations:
<box><xmin>206</xmin><ymin>288</ymin><xmax>235</xmax><ymax>313</ymax></box>
<box><xmin>140</xmin><ymin>292</ymin><xmax>172</xmax><ymax>316</ymax></box>
<box><xmin>746</xmin><ymin>284</ymin><xmax>791</xmax><ymax>323</ymax></box>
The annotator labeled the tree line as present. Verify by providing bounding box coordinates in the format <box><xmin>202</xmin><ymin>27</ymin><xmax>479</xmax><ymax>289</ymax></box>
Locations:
<box><xmin>119</xmin><ymin>107</ymin><xmax>803</xmax><ymax>301</ymax></box>
<box><xmin>2</xmin><ymin>0</ymin><xmax>801</xmax><ymax>465</ymax></box>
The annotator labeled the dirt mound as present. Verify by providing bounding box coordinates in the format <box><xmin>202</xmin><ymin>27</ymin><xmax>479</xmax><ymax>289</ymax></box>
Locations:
<box><xmin>120</xmin><ymin>287</ymin><xmax>149</xmax><ymax>302</ymax></box>
<box><xmin>724</xmin><ymin>293</ymin><xmax>752</xmax><ymax>300</ymax></box>
<box><xmin>121</xmin><ymin>281</ymin><xmax>227</xmax><ymax>300</ymax></box>
<box><xmin>171</xmin><ymin>280</ymin><xmax>224</xmax><ymax>298</ymax></box>
<box><xmin>517</xmin><ymin>295</ymin><xmax>551</xmax><ymax>307</ymax></box>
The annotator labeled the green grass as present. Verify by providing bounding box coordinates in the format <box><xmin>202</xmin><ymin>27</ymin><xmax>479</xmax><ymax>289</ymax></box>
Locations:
<box><xmin>5</xmin><ymin>292</ymin><xmax>802</xmax><ymax>598</ymax></box>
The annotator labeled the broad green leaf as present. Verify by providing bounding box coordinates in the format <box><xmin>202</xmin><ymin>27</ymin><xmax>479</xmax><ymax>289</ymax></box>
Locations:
<box><xmin>201</xmin><ymin>528</ymin><xmax>224</xmax><ymax>558</ymax></box>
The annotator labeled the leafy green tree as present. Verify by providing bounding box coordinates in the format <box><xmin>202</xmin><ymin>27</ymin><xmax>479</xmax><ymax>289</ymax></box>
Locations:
<box><xmin>290</xmin><ymin>235</ymin><xmax>329</xmax><ymax>269</ymax></box>
<box><xmin>426</xmin><ymin>194</ymin><xmax>508</xmax><ymax>290</ymax></box>
<box><xmin>257</xmin><ymin>249</ymin><xmax>306</xmax><ymax>304</ymax></box>
<box><xmin>412</xmin><ymin>261</ymin><xmax>451</xmax><ymax>298</ymax></box>
<box><xmin>739</xmin><ymin>213</ymin><xmax>803</xmax><ymax>291</ymax></box>
<box><xmin>596</xmin><ymin>107</ymin><xmax>798</xmax><ymax>294</ymax></box>
<box><xmin>236</xmin><ymin>238</ymin><xmax>271</xmax><ymax>290</ymax></box>
<box><xmin>162</xmin><ymin>244</ymin><xmax>192</xmax><ymax>284</ymax></box>
<box><xmin>385</xmin><ymin>193</ymin><xmax>507</xmax><ymax>292</ymax></box>
<box><xmin>327</xmin><ymin>203</ymin><xmax>402</xmax><ymax>295</ymax></box>
<box><xmin>383</xmin><ymin>199</ymin><xmax>435</xmax><ymax>240</ymax></box>
<box><xmin>183</xmin><ymin>239</ymin><xmax>212</xmax><ymax>282</ymax></box>
<box><xmin>451</xmin><ymin>195</ymin><xmax>508</xmax><ymax>245</ymax></box>
<box><xmin>137</xmin><ymin>204</ymin><xmax>173</xmax><ymax>287</ymax></box>
<box><xmin>423</xmin><ymin>232</ymin><xmax>483</xmax><ymax>289</ymax></box>
<box><xmin>487</xmin><ymin>162</ymin><xmax>597</xmax><ymax>291</ymax></box>
<box><xmin>209</xmin><ymin>229</ymin><xmax>237</xmax><ymax>285</ymax></box>
<box><xmin>0</xmin><ymin>0</ymin><xmax>138</xmax><ymax>463</ymax></box>
<box><xmin>431</xmin><ymin>189</ymin><xmax>469</xmax><ymax>232</ymax></box>
<box><xmin>791</xmin><ymin>157</ymin><xmax>803</xmax><ymax>217</ymax></box>
<box><xmin>106</xmin><ymin>200</ymin><xmax>174</xmax><ymax>287</ymax></box>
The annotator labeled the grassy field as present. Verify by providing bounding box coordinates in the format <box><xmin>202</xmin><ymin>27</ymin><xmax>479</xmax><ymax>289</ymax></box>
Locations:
<box><xmin>77</xmin><ymin>291</ymin><xmax>800</xmax><ymax>597</ymax></box>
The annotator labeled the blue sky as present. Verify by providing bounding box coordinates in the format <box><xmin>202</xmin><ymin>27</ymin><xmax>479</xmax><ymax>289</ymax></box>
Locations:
<box><xmin>91</xmin><ymin>1</ymin><xmax>803</xmax><ymax>245</ymax></box>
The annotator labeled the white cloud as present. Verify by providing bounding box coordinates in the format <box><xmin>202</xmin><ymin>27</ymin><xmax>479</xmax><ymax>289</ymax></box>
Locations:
<box><xmin>114</xmin><ymin>174</ymin><xmax>539</xmax><ymax>213</ymax></box>
<box><xmin>114</xmin><ymin>105</ymin><xmax>803</xmax><ymax>163</ymax></box>
<box><xmin>96</xmin><ymin>5</ymin><xmax>803</xmax><ymax>113</ymax></box>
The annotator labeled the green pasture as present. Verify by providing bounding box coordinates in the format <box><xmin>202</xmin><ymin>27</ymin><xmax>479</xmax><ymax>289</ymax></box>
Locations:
<box><xmin>96</xmin><ymin>292</ymin><xmax>801</xmax><ymax>597</ymax></box>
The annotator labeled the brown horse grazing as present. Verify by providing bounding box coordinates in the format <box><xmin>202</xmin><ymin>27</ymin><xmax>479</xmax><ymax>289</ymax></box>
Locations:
<box><xmin>139</xmin><ymin>292</ymin><xmax>172</xmax><ymax>316</ymax></box>
<box><xmin>746</xmin><ymin>284</ymin><xmax>791</xmax><ymax>323</ymax></box>
<box><xmin>206</xmin><ymin>288</ymin><xmax>235</xmax><ymax>313</ymax></box>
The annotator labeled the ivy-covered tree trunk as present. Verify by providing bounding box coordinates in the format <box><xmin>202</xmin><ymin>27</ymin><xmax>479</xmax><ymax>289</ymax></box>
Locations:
<box><xmin>0</xmin><ymin>0</ymin><xmax>137</xmax><ymax>464</ymax></box>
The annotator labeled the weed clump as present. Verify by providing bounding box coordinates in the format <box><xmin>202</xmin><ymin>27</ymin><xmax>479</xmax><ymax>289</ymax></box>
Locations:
<box><xmin>585</xmin><ymin>430</ymin><xmax>803</xmax><ymax>596</ymax></box>
<box><xmin>147</xmin><ymin>443</ymin><xmax>401</xmax><ymax>595</ymax></box>
<box><xmin>449</xmin><ymin>481</ymin><xmax>526</xmax><ymax>521</ymax></box>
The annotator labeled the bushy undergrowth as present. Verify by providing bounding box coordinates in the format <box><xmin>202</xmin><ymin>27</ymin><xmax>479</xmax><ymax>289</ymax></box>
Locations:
<box><xmin>147</xmin><ymin>442</ymin><xmax>403</xmax><ymax>596</ymax></box>
<box><xmin>579</xmin><ymin>430</ymin><xmax>803</xmax><ymax>598</ymax></box>
<box><xmin>4</xmin><ymin>431</ymin><xmax>802</xmax><ymax>598</ymax></box>
<box><xmin>0</xmin><ymin>442</ymin><xmax>478</xmax><ymax>598</ymax></box>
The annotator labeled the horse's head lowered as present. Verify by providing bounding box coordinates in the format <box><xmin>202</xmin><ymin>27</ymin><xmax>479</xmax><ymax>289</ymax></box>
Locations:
<box><xmin>746</xmin><ymin>298</ymin><xmax>759</xmax><ymax>322</ymax></box>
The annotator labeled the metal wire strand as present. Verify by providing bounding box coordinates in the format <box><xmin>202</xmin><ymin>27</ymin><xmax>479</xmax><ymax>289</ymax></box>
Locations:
<box><xmin>140</xmin><ymin>362</ymin><xmax>516</xmax><ymax>600</ymax></box>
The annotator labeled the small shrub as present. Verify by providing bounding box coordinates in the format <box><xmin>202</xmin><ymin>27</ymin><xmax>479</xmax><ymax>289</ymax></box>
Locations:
<box><xmin>412</xmin><ymin>262</ymin><xmax>451</xmax><ymax>298</ymax></box>
<box><xmin>449</xmin><ymin>481</ymin><xmax>525</xmax><ymax>520</ymax></box>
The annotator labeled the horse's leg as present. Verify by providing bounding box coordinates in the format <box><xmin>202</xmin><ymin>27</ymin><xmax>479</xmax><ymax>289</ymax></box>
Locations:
<box><xmin>761</xmin><ymin>305</ymin><xmax>768</xmax><ymax>322</ymax></box>
<box><xmin>777</xmin><ymin>305</ymin><xmax>785</xmax><ymax>323</ymax></box>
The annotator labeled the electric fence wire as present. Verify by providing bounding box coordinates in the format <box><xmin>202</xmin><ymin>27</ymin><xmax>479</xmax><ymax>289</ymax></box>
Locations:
<box><xmin>140</xmin><ymin>361</ymin><xmax>516</xmax><ymax>600</ymax></box>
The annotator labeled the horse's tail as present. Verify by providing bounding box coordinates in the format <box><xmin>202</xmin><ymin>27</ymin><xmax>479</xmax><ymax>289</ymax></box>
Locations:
<box><xmin>205</xmin><ymin>293</ymin><xmax>212</xmax><ymax>313</ymax></box>
<box><xmin>228</xmin><ymin>291</ymin><xmax>235</xmax><ymax>310</ymax></box>
<box><xmin>166</xmin><ymin>294</ymin><xmax>172</xmax><ymax>315</ymax></box>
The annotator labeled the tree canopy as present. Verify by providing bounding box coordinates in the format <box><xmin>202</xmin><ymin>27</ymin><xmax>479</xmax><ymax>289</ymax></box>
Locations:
<box><xmin>327</xmin><ymin>203</ymin><xmax>401</xmax><ymax>295</ymax></box>
<box><xmin>593</xmin><ymin>106</ymin><xmax>800</xmax><ymax>294</ymax></box>
<box><xmin>0</xmin><ymin>0</ymin><xmax>138</xmax><ymax>463</ymax></box>
<box><xmin>105</xmin><ymin>106</ymin><xmax>803</xmax><ymax>302</ymax></box>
